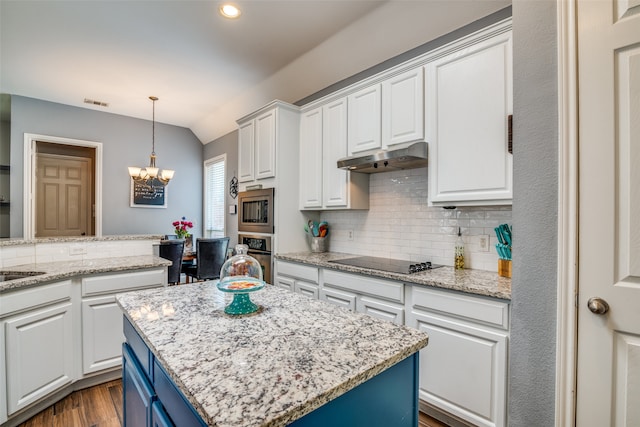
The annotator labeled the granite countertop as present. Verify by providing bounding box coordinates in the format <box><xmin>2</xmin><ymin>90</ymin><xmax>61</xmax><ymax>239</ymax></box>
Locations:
<box><xmin>276</xmin><ymin>252</ymin><xmax>511</xmax><ymax>300</ymax></box>
<box><xmin>0</xmin><ymin>255</ymin><xmax>171</xmax><ymax>293</ymax></box>
<box><xmin>116</xmin><ymin>282</ymin><xmax>428</xmax><ymax>427</ymax></box>
<box><xmin>0</xmin><ymin>234</ymin><xmax>164</xmax><ymax>247</ymax></box>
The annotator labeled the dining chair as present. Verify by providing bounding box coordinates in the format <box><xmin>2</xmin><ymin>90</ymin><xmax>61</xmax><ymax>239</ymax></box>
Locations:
<box><xmin>183</xmin><ymin>237</ymin><xmax>230</xmax><ymax>283</ymax></box>
<box><xmin>158</xmin><ymin>239</ymin><xmax>185</xmax><ymax>285</ymax></box>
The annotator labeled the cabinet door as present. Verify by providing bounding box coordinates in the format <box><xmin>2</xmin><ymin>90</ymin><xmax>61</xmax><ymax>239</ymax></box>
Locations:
<box><xmin>299</xmin><ymin>108</ymin><xmax>323</xmax><ymax>209</ymax></box>
<box><xmin>323</xmin><ymin>98</ymin><xmax>349</xmax><ymax>208</ymax></box>
<box><xmin>319</xmin><ymin>287</ymin><xmax>356</xmax><ymax>311</ymax></box>
<box><xmin>255</xmin><ymin>109</ymin><xmax>277</xmax><ymax>180</ymax></box>
<box><xmin>357</xmin><ymin>296</ymin><xmax>404</xmax><ymax>325</ymax></box>
<box><xmin>238</xmin><ymin>120</ymin><xmax>255</xmax><ymax>183</ymax></box>
<box><xmin>123</xmin><ymin>343</ymin><xmax>154</xmax><ymax>427</ymax></box>
<box><xmin>295</xmin><ymin>280</ymin><xmax>319</xmax><ymax>300</ymax></box>
<box><xmin>426</xmin><ymin>31</ymin><xmax>513</xmax><ymax>205</ymax></box>
<box><xmin>82</xmin><ymin>295</ymin><xmax>125</xmax><ymax>374</ymax></box>
<box><xmin>348</xmin><ymin>85</ymin><xmax>381</xmax><ymax>154</ymax></box>
<box><xmin>5</xmin><ymin>302</ymin><xmax>74</xmax><ymax>415</ymax></box>
<box><xmin>410</xmin><ymin>311</ymin><xmax>507</xmax><ymax>427</ymax></box>
<box><xmin>152</xmin><ymin>401</ymin><xmax>174</xmax><ymax>427</ymax></box>
<box><xmin>382</xmin><ymin>68</ymin><xmax>424</xmax><ymax>147</ymax></box>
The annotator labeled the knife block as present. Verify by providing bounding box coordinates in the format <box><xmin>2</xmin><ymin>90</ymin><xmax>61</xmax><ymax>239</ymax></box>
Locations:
<box><xmin>498</xmin><ymin>259</ymin><xmax>512</xmax><ymax>278</ymax></box>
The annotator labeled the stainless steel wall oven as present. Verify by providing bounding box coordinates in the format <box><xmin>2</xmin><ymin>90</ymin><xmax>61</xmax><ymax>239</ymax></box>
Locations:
<box><xmin>238</xmin><ymin>233</ymin><xmax>272</xmax><ymax>284</ymax></box>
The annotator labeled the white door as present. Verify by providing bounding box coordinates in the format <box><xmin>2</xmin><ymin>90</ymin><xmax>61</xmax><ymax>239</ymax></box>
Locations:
<box><xmin>576</xmin><ymin>0</ymin><xmax>640</xmax><ymax>425</ymax></box>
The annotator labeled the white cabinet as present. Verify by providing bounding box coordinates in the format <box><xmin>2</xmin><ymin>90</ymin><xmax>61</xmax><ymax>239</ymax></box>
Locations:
<box><xmin>299</xmin><ymin>99</ymin><xmax>369</xmax><ymax>210</ymax></box>
<box><xmin>319</xmin><ymin>286</ymin><xmax>357</xmax><ymax>311</ymax></box>
<box><xmin>348</xmin><ymin>85</ymin><xmax>381</xmax><ymax>154</ymax></box>
<box><xmin>407</xmin><ymin>286</ymin><xmax>509</xmax><ymax>427</ymax></box>
<box><xmin>382</xmin><ymin>67</ymin><xmax>424</xmax><ymax>147</ymax></box>
<box><xmin>238</xmin><ymin>120</ymin><xmax>255</xmax><ymax>182</ymax></box>
<box><xmin>237</xmin><ymin>107</ymin><xmax>277</xmax><ymax>183</ymax></box>
<box><xmin>1</xmin><ymin>280</ymin><xmax>74</xmax><ymax>416</ymax></box>
<box><xmin>426</xmin><ymin>29</ymin><xmax>513</xmax><ymax>206</ymax></box>
<box><xmin>299</xmin><ymin>108</ymin><xmax>323</xmax><ymax>208</ymax></box>
<box><xmin>348</xmin><ymin>68</ymin><xmax>424</xmax><ymax>155</ymax></box>
<box><xmin>274</xmin><ymin>260</ymin><xmax>319</xmax><ymax>300</ymax></box>
<box><xmin>321</xmin><ymin>269</ymin><xmax>405</xmax><ymax>325</ymax></box>
<box><xmin>81</xmin><ymin>296</ymin><xmax>127</xmax><ymax>374</ymax></box>
<box><xmin>81</xmin><ymin>269</ymin><xmax>165</xmax><ymax>375</ymax></box>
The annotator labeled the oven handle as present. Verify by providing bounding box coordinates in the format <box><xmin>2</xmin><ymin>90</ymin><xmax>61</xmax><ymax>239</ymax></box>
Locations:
<box><xmin>246</xmin><ymin>249</ymin><xmax>271</xmax><ymax>256</ymax></box>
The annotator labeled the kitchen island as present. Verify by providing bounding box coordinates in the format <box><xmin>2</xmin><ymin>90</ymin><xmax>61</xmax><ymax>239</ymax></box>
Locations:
<box><xmin>116</xmin><ymin>282</ymin><xmax>429</xmax><ymax>427</ymax></box>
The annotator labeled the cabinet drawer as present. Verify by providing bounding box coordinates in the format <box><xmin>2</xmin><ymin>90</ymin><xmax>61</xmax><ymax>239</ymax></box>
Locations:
<box><xmin>358</xmin><ymin>296</ymin><xmax>404</xmax><ymax>325</ymax></box>
<box><xmin>124</xmin><ymin>317</ymin><xmax>152</xmax><ymax>378</ymax></box>
<box><xmin>0</xmin><ymin>280</ymin><xmax>72</xmax><ymax>317</ymax></box>
<box><xmin>295</xmin><ymin>281</ymin><xmax>319</xmax><ymax>299</ymax></box>
<box><xmin>82</xmin><ymin>269</ymin><xmax>165</xmax><ymax>296</ymax></box>
<box><xmin>276</xmin><ymin>261</ymin><xmax>318</xmax><ymax>283</ymax></box>
<box><xmin>323</xmin><ymin>269</ymin><xmax>403</xmax><ymax>303</ymax></box>
<box><xmin>320</xmin><ymin>287</ymin><xmax>356</xmax><ymax>311</ymax></box>
<box><xmin>411</xmin><ymin>286</ymin><xmax>509</xmax><ymax>330</ymax></box>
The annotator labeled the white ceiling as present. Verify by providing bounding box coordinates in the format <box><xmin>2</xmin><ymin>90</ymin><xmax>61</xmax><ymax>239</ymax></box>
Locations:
<box><xmin>0</xmin><ymin>0</ymin><xmax>509</xmax><ymax>144</ymax></box>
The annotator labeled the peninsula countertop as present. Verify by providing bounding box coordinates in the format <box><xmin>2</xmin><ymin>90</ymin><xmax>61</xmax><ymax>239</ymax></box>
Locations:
<box><xmin>276</xmin><ymin>252</ymin><xmax>511</xmax><ymax>300</ymax></box>
<box><xmin>0</xmin><ymin>255</ymin><xmax>171</xmax><ymax>293</ymax></box>
<box><xmin>116</xmin><ymin>282</ymin><xmax>429</xmax><ymax>427</ymax></box>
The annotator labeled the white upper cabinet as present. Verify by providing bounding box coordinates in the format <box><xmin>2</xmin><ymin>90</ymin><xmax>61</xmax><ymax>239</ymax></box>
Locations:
<box><xmin>348</xmin><ymin>68</ymin><xmax>424</xmax><ymax>155</ymax></box>
<box><xmin>382</xmin><ymin>67</ymin><xmax>425</xmax><ymax>147</ymax></box>
<box><xmin>426</xmin><ymin>29</ymin><xmax>513</xmax><ymax>206</ymax></box>
<box><xmin>323</xmin><ymin>99</ymin><xmax>350</xmax><ymax>208</ymax></box>
<box><xmin>237</xmin><ymin>120</ymin><xmax>255</xmax><ymax>183</ymax></box>
<box><xmin>238</xmin><ymin>107</ymin><xmax>277</xmax><ymax>183</ymax></box>
<box><xmin>254</xmin><ymin>109</ymin><xmax>277</xmax><ymax>180</ymax></box>
<box><xmin>299</xmin><ymin>108</ymin><xmax>323</xmax><ymax>209</ymax></box>
<box><xmin>300</xmin><ymin>98</ymin><xmax>368</xmax><ymax>210</ymax></box>
<box><xmin>348</xmin><ymin>85</ymin><xmax>381</xmax><ymax>154</ymax></box>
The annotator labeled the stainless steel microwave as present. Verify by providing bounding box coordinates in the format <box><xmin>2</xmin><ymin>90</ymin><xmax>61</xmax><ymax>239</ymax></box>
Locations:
<box><xmin>237</xmin><ymin>188</ymin><xmax>274</xmax><ymax>234</ymax></box>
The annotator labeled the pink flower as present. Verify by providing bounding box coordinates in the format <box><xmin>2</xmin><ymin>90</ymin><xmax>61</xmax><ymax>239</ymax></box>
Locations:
<box><xmin>173</xmin><ymin>217</ymin><xmax>193</xmax><ymax>238</ymax></box>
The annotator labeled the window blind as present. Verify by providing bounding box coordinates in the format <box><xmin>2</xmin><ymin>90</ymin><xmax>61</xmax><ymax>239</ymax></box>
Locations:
<box><xmin>204</xmin><ymin>156</ymin><xmax>225</xmax><ymax>238</ymax></box>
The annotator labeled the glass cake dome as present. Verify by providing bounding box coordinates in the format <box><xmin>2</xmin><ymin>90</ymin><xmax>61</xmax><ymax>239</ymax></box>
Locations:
<box><xmin>219</xmin><ymin>244</ymin><xmax>263</xmax><ymax>282</ymax></box>
<box><xmin>217</xmin><ymin>244</ymin><xmax>265</xmax><ymax>315</ymax></box>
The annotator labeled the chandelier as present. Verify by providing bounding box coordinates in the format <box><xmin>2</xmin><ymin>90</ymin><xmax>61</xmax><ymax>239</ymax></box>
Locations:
<box><xmin>128</xmin><ymin>96</ymin><xmax>175</xmax><ymax>186</ymax></box>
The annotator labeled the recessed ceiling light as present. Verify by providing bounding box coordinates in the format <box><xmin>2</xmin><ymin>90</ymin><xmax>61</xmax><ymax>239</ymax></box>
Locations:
<box><xmin>219</xmin><ymin>3</ymin><xmax>241</xmax><ymax>19</ymax></box>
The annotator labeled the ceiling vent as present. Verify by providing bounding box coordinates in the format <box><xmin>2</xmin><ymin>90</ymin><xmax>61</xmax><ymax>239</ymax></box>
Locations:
<box><xmin>83</xmin><ymin>98</ymin><xmax>109</xmax><ymax>107</ymax></box>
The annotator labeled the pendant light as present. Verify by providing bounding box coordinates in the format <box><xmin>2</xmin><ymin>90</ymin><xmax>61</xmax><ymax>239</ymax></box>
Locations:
<box><xmin>128</xmin><ymin>96</ymin><xmax>175</xmax><ymax>186</ymax></box>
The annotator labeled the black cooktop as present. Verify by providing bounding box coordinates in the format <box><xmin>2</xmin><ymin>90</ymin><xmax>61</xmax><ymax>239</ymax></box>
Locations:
<box><xmin>329</xmin><ymin>256</ymin><xmax>444</xmax><ymax>274</ymax></box>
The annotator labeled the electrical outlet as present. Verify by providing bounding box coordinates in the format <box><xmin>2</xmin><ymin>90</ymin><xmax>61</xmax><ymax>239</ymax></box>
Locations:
<box><xmin>479</xmin><ymin>235</ymin><xmax>490</xmax><ymax>252</ymax></box>
<box><xmin>69</xmin><ymin>245</ymin><xmax>87</xmax><ymax>255</ymax></box>
<box><xmin>347</xmin><ymin>230</ymin><xmax>354</xmax><ymax>241</ymax></box>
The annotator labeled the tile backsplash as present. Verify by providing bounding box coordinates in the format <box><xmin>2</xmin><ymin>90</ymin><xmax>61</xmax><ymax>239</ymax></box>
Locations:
<box><xmin>320</xmin><ymin>167</ymin><xmax>512</xmax><ymax>272</ymax></box>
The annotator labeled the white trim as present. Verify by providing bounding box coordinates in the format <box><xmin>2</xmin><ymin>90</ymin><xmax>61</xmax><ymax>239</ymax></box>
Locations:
<box><xmin>555</xmin><ymin>0</ymin><xmax>579</xmax><ymax>425</ymax></box>
<box><xmin>23</xmin><ymin>133</ymin><xmax>103</xmax><ymax>239</ymax></box>
<box><xmin>203</xmin><ymin>153</ymin><xmax>226</xmax><ymax>238</ymax></box>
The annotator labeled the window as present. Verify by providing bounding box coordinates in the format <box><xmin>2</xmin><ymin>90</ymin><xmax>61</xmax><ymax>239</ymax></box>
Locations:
<box><xmin>204</xmin><ymin>154</ymin><xmax>225</xmax><ymax>238</ymax></box>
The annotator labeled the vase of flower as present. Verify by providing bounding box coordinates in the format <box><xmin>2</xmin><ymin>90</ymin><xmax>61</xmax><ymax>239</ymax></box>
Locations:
<box><xmin>172</xmin><ymin>217</ymin><xmax>194</xmax><ymax>252</ymax></box>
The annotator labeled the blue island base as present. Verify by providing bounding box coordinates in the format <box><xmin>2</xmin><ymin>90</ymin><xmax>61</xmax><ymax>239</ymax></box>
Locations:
<box><xmin>123</xmin><ymin>317</ymin><xmax>420</xmax><ymax>427</ymax></box>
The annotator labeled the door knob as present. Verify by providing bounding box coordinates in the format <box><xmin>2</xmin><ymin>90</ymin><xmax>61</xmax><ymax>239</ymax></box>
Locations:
<box><xmin>587</xmin><ymin>297</ymin><xmax>609</xmax><ymax>315</ymax></box>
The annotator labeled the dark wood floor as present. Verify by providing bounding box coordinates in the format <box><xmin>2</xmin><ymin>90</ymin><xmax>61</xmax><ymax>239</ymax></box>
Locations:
<box><xmin>19</xmin><ymin>379</ymin><xmax>448</xmax><ymax>426</ymax></box>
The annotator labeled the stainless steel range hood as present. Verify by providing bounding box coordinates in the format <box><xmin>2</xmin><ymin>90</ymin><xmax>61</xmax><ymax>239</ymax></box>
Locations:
<box><xmin>336</xmin><ymin>141</ymin><xmax>428</xmax><ymax>173</ymax></box>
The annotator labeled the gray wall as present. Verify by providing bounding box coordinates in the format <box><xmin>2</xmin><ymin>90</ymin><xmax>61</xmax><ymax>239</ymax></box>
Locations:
<box><xmin>203</xmin><ymin>129</ymin><xmax>239</xmax><ymax>247</ymax></box>
<box><xmin>509</xmin><ymin>0</ymin><xmax>558</xmax><ymax>425</ymax></box>
<box><xmin>9</xmin><ymin>96</ymin><xmax>204</xmax><ymax>238</ymax></box>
